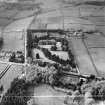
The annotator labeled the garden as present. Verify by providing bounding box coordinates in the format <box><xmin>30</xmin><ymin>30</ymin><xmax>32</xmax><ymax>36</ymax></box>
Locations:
<box><xmin>27</xmin><ymin>31</ymin><xmax>77</xmax><ymax>73</ymax></box>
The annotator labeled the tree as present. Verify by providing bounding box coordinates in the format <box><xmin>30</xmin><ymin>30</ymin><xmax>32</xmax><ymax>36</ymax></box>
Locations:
<box><xmin>9</xmin><ymin>52</ymin><xmax>15</xmax><ymax>62</ymax></box>
<box><xmin>89</xmin><ymin>74</ymin><xmax>95</xmax><ymax>80</ymax></box>
<box><xmin>51</xmin><ymin>46</ymin><xmax>57</xmax><ymax>51</ymax></box>
<box><xmin>0</xmin><ymin>85</ymin><xmax>3</xmax><ymax>93</ymax></box>
<box><xmin>91</xmin><ymin>86</ymin><xmax>105</xmax><ymax>101</ymax></box>
<box><xmin>36</xmin><ymin>53</ymin><xmax>40</xmax><ymax>59</ymax></box>
<box><xmin>0</xmin><ymin>37</ymin><xmax>3</xmax><ymax>49</ymax></box>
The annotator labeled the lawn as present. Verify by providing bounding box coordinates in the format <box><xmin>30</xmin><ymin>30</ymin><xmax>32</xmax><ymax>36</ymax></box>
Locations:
<box><xmin>32</xmin><ymin>48</ymin><xmax>55</xmax><ymax>63</ymax></box>
<box><xmin>50</xmin><ymin>51</ymin><xmax>69</xmax><ymax>60</ymax></box>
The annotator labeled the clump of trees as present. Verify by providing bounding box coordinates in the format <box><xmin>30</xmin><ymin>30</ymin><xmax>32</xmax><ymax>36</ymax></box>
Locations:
<box><xmin>25</xmin><ymin>64</ymin><xmax>78</xmax><ymax>90</ymax></box>
<box><xmin>26</xmin><ymin>65</ymin><xmax>57</xmax><ymax>86</ymax></box>
<box><xmin>0</xmin><ymin>37</ymin><xmax>3</xmax><ymax>50</ymax></box>
<box><xmin>9</xmin><ymin>52</ymin><xmax>24</xmax><ymax>63</ymax></box>
<box><xmin>0</xmin><ymin>78</ymin><xmax>32</xmax><ymax>105</ymax></box>
<box><xmin>91</xmin><ymin>82</ymin><xmax>105</xmax><ymax>101</ymax></box>
<box><xmin>51</xmin><ymin>45</ymin><xmax>57</xmax><ymax>51</ymax></box>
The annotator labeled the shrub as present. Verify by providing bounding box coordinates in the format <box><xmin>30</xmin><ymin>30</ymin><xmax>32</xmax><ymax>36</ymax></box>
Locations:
<box><xmin>51</xmin><ymin>46</ymin><xmax>57</xmax><ymax>51</ymax></box>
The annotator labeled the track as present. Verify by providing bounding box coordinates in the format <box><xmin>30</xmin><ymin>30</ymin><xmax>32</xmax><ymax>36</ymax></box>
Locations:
<box><xmin>0</xmin><ymin>60</ymin><xmax>25</xmax><ymax>80</ymax></box>
<box><xmin>0</xmin><ymin>64</ymin><xmax>11</xmax><ymax>79</ymax></box>
<box><xmin>0</xmin><ymin>64</ymin><xmax>11</xmax><ymax>80</ymax></box>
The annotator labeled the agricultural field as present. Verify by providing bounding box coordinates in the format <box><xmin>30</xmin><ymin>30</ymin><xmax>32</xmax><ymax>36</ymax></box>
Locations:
<box><xmin>84</xmin><ymin>33</ymin><xmax>105</xmax><ymax>77</ymax></box>
<box><xmin>0</xmin><ymin>31</ymin><xmax>25</xmax><ymax>63</ymax></box>
<box><xmin>0</xmin><ymin>0</ymin><xmax>105</xmax><ymax>105</ymax></box>
<box><xmin>67</xmin><ymin>36</ymin><xmax>97</xmax><ymax>76</ymax></box>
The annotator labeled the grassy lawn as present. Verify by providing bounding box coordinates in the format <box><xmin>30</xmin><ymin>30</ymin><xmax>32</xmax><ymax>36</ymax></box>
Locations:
<box><xmin>50</xmin><ymin>51</ymin><xmax>69</xmax><ymax>60</ymax></box>
<box><xmin>32</xmin><ymin>48</ymin><xmax>55</xmax><ymax>63</ymax></box>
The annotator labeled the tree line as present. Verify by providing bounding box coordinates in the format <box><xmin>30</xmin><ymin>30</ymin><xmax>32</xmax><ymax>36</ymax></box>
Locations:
<box><xmin>41</xmin><ymin>48</ymin><xmax>76</xmax><ymax>68</ymax></box>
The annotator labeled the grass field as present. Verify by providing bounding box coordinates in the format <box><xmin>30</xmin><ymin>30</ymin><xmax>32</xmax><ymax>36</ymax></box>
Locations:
<box><xmin>84</xmin><ymin>33</ymin><xmax>105</xmax><ymax>77</ymax></box>
<box><xmin>50</xmin><ymin>51</ymin><xmax>69</xmax><ymax>60</ymax></box>
<box><xmin>34</xmin><ymin>84</ymin><xmax>66</xmax><ymax>105</ymax></box>
<box><xmin>68</xmin><ymin>37</ymin><xmax>97</xmax><ymax>76</ymax></box>
<box><xmin>32</xmin><ymin>48</ymin><xmax>55</xmax><ymax>63</ymax></box>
